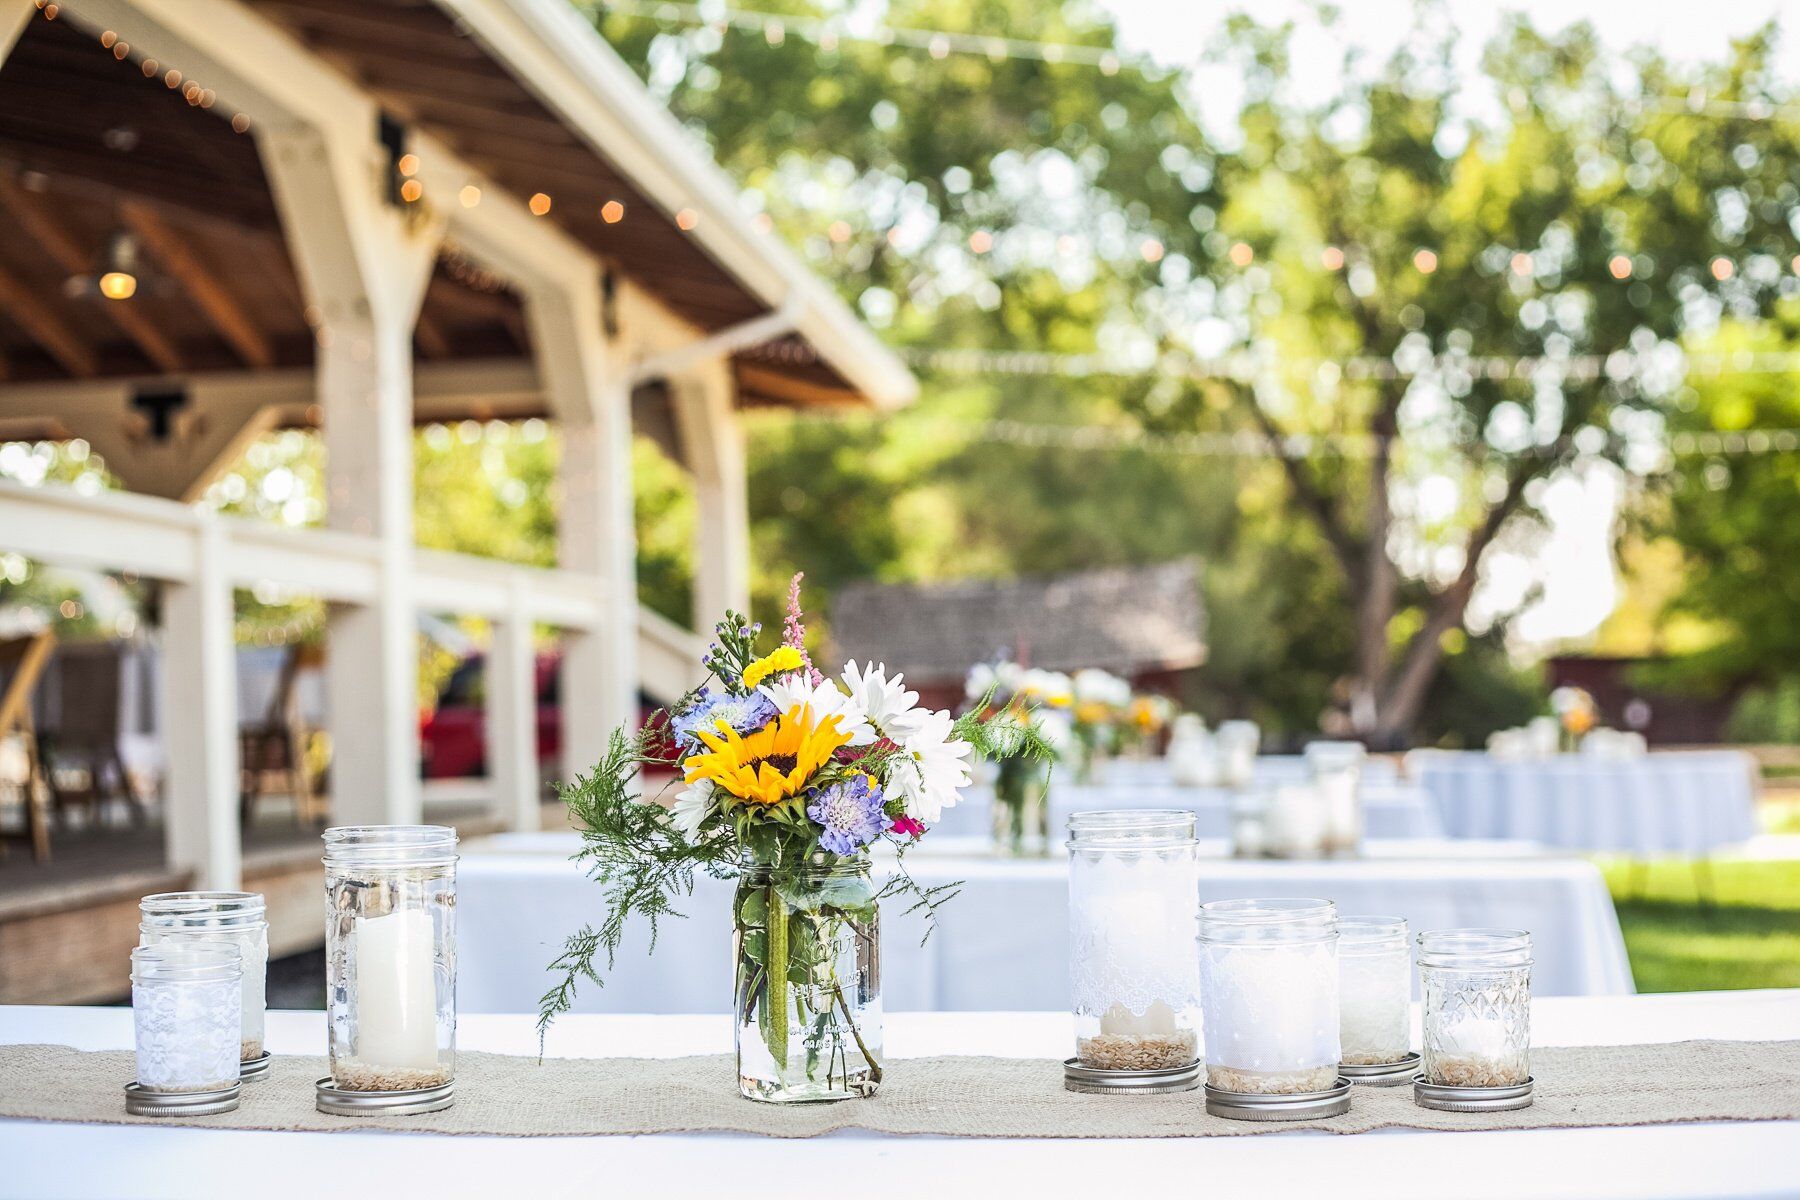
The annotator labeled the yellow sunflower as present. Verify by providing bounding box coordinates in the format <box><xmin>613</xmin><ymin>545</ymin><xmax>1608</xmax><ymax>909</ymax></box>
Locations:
<box><xmin>683</xmin><ymin>704</ymin><xmax>849</xmax><ymax>805</ymax></box>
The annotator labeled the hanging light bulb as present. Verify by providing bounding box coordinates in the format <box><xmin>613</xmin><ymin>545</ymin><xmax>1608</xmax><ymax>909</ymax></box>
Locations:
<box><xmin>98</xmin><ymin>232</ymin><xmax>139</xmax><ymax>301</ymax></box>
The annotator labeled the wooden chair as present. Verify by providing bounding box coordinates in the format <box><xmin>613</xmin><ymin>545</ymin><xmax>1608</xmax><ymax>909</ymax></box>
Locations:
<box><xmin>0</xmin><ymin>630</ymin><xmax>56</xmax><ymax>862</ymax></box>
<box><xmin>38</xmin><ymin>641</ymin><xmax>149</xmax><ymax>829</ymax></box>
<box><xmin>240</xmin><ymin>642</ymin><xmax>328</xmax><ymax>828</ymax></box>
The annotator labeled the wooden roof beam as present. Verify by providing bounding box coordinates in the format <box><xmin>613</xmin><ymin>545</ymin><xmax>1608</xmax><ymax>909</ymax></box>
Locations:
<box><xmin>0</xmin><ymin>260</ymin><xmax>99</xmax><ymax>377</ymax></box>
<box><xmin>121</xmin><ymin>199</ymin><xmax>274</xmax><ymax>369</ymax></box>
<box><xmin>0</xmin><ymin>176</ymin><xmax>185</xmax><ymax>374</ymax></box>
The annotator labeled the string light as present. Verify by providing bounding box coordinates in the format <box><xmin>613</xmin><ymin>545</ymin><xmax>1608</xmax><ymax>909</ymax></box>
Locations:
<box><xmin>400</xmin><ymin>178</ymin><xmax>423</xmax><ymax>203</ymax></box>
<box><xmin>582</xmin><ymin>0</ymin><xmax>1149</xmax><ymax>74</ymax></box>
<box><xmin>676</xmin><ymin>207</ymin><xmax>699</xmax><ymax>230</ymax></box>
<box><xmin>902</xmin><ymin>345</ymin><xmax>1800</xmax><ymax>386</ymax></box>
<box><xmin>582</xmin><ymin>0</ymin><xmax>1800</xmax><ymax>124</ymax></box>
<box><xmin>528</xmin><ymin>192</ymin><xmax>553</xmax><ymax>215</ymax></box>
<box><xmin>601</xmin><ymin>199</ymin><xmax>625</xmax><ymax>223</ymax></box>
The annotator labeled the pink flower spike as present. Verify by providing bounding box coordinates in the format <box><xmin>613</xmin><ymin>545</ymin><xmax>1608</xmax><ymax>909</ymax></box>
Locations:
<box><xmin>891</xmin><ymin>814</ymin><xmax>926</xmax><ymax>839</ymax></box>
<box><xmin>783</xmin><ymin>570</ymin><xmax>824</xmax><ymax>686</ymax></box>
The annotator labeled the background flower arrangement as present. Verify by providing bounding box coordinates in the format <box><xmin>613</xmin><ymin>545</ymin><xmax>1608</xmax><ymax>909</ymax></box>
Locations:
<box><xmin>540</xmin><ymin>577</ymin><xmax>1050</xmax><ymax>1101</ymax></box>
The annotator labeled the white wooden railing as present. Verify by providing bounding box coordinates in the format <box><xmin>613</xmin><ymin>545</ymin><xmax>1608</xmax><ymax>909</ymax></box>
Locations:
<box><xmin>0</xmin><ymin>480</ymin><xmax>706</xmax><ymax>885</ymax></box>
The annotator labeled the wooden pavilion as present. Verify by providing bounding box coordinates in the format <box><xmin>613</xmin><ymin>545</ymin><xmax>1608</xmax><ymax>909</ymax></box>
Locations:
<box><xmin>0</xmin><ymin>0</ymin><xmax>912</xmax><ymax>996</ymax></box>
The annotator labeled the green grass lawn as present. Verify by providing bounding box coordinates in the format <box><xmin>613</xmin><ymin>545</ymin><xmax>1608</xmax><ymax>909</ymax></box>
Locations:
<box><xmin>1602</xmin><ymin>859</ymin><xmax>1800</xmax><ymax>993</ymax></box>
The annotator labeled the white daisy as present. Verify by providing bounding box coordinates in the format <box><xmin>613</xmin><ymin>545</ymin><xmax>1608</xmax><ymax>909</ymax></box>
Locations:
<box><xmin>758</xmin><ymin>675</ymin><xmax>875</xmax><ymax>746</ymax></box>
<box><xmin>670</xmin><ymin>777</ymin><xmax>716</xmax><ymax>840</ymax></box>
<box><xmin>889</xmin><ymin>708</ymin><xmax>973</xmax><ymax>823</ymax></box>
<box><xmin>842</xmin><ymin>660</ymin><xmax>926</xmax><ymax>743</ymax></box>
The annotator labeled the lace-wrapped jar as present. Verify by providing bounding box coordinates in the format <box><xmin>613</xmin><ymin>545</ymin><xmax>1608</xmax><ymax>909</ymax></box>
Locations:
<box><xmin>1199</xmin><ymin>897</ymin><xmax>1340</xmax><ymax>1095</ymax></box>
<box><xmin>1215</xmin><ymin>721</ymin><xmax>1260</xmax><ymax>789</ymax></box>
<box><xmin>320</xmin><ymin>826</ymin><xmax>458</xmax><ymax>1114</ymax></box>
<box><xmin>139</xmin><ymin>892</ymin><xmax>268</xmax><ymax>1073</ymax></box>
<box><xmin>1338</xmin><ymin>916</ymin><xmax>1415</xmax><ymax>1080</ymax></box>
<box><xmin>131</xmin><ymin>943</ymin><xmax>242</xmax><ymax>1094</ymax></box>
<box><xmin>1067</xmin><ymin>811</ymin><xmax>1200</xmax><ymax>1080</ymax></box>
<box><xmin>1305</xmin><ymin>741</ymin><xmax>1366</xmax><ymax>856</ymax></box>
<box><xmin>1418</xmin><ymin>929</ymin><xmax>1532</xmax><ymax>1089</ymax></box>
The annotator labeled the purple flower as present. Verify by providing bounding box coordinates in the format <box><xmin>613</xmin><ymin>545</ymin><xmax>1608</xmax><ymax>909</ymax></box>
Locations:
<box><xmin>672</xmin><ymin>688</ymin><xmax>778</xmax><ymax>751</ymax></box>
<box><xmin>806</xmin><ymin>775</ymin><xmax>888</xmax><ymax>856</ymax></box>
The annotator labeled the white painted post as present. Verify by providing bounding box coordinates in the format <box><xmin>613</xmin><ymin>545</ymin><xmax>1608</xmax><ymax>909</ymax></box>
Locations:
<box><xmin>669</xmin><ymin>359</ymin><xmax>751</xmax><ymax>627</ymax></box>
<box><xmin>259</xmin><ymin>125</ymin><xmax>442</xmax><ymax>827</ymax></box>
<box><xmin>524</xmin><ymin>273</ymin><xmax>638</xmax><ymax>782</ymax></box>
<box><xmin>160</xmin><ymin>518</ymin><xmax>240</xmax><ymax>889</ymax></box>
<box><xmin>488</xmin><ymin>581</ymin><xmax>540</xmax><ymax>831</ymax></box>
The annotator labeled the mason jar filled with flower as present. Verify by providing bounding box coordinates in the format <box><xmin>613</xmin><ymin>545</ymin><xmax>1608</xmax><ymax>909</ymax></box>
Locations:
<box><xmin>541</xmin><ymin>576</ymin><xmax>1047</xmax><ymax>1103</ymax></box>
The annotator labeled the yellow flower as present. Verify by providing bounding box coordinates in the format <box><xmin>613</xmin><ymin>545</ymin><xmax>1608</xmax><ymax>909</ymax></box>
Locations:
<box><xmin>741</xmin><ymin>646</ymin><xmax>805</xmax><ymax>690</ymax></box>
<box><xmin>1075</xmin><ymin>701</ymin><xmax>1112</xmax><ymax>724</ymax></box>
<box><xmin>683</xmin><ymin>704</ymin><xmax>849</xmax><ymax>805</ymax></box>
<box><xmin>1046</xmin><ymin>692</ymin><xmax>1074</xmax><ymax>710</ymax></box>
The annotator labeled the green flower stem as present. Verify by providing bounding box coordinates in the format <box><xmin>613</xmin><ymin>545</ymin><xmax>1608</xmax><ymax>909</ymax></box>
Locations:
<box><xmin>766</xmin><ymin>883</ymin><xmax>789</xmax><ymax>1073</ymax></box>
<box><xmin>833</xmin><ymin>983</ymin><xmax>882</xmax><ymax>1085</ymax></box>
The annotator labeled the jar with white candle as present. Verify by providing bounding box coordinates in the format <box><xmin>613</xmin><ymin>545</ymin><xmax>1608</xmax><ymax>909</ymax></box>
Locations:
<box><xmin>1215</xmin><ymin>720</ymin><xmax>1260</xmax><ymax>789</ymax></box>
<box><xmin>1416</xmin><ymin>929</ymin><xmax>1533</xmax><ymax>1110</ymax></box>
<box><xmin>320</xmin><ymin>825</ymin><xmax>458</xmax><ymax>1114</ymax></box>
<box><xmin>1304</xmin><ymin>741</ymin><xmax>1365</xmax><ymax>856</ymax></box>
<box><xmin>1261</xmin><ymin>782</ymin><xmax>1328</xmax><ymax>859</ymax></box>
<box><xmin>126</xmin><ymin>943</ymin><xmax>242</xmax><ymax>1116</ymax></box>
<box><xmin>139</xmin><ymin>892</ymin><xmax>269</xmax><ymax>1079</ymax></box>
<box><xmin>1198</xmin><ymin>898</ymin><xmax>1344</xmax><ymax>1107</ymax></box>
<box><xmin>1065</xmin><ymin>811</ymin><xmax>1201</xmax><ymax>1090</ymax></box>
<box><xmin>1337</xmin><ymin>916</ymin><xmax>1416</xmax><ymax>1083</ymax></box>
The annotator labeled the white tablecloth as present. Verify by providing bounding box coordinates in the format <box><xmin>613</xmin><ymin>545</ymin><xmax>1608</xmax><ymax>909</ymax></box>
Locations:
<box><xmin>455</xmin><ymin>835</ymin><xmax>1631</xmax><ymax>1013</ymax></box>
<box><xmin>4</xmin><ymin>994</ymin><xmax>1797</xmax><ymax>1200</ymax></box>
<box><xmin>1409</xmin><ymin>750</ymin><xmax>1760</xmax><ymax>854</ymax></box>
<box><xmin>932</xmin><ymin>781</ymin><xmax>1442</xmax><ymax>840</ymax></box>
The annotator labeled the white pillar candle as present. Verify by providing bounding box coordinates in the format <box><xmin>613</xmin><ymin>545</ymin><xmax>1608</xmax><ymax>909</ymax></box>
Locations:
<box><xmin>354</xmin><ymin>908</ymin><xmax>440</xmax><ymax>1070</ymax></box>
<box><xmin>1339</xmin><ymin>942</ymin><xmax>1411</xmax><ymax>1064</ymax></box>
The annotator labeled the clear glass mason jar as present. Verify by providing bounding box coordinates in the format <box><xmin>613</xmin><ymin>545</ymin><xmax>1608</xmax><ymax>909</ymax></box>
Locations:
<box><xmin>1199</xmin><ymin>897</ymin><xmax>1340</xmax><ymax>1093</ymax></box>
<box><xmin>131</xmin><ymin>942</ymin><xmax>242</xmax><ymax>1093</ymax></box>
<box><xmin>1215</xmin><ymin>720</ymin><xmax>1260</xmax><ymax>789</ymax></box>
<box><xmin>1068</xmin><ymin>811</ymin><xmax>1200</xmax><ymax>1071</ymax></box>
<box><xmin>733</xmin><ymin>849</ymin><xmax>882</xmax><ymax>1103</ymax></box>
<box><xmin>323</xmin><ymin>825</ymin><xmax>458</xmax><ymax>1093</ymax></box>
<box><xmin>1418</xmin><ymin>929</ymin><xmax>1532</xmax><ymax>1088</ymax></box>
<box><xmin>992</xmin><ymin>752</ymin><xmax>1051</xmax><ymax>857</ymax></box>
<box><xmin>1338</xmin><ymin>916</ymin><xmax>1412</xmax><ymax>1066</ymax></box>
<box><xmin>1305</xmin><ymin>741</ymin><xmax>1366</xmax><ymax>856</ymax></box>
<box><xmin>139</xmin><ymin>892</ymin><xmax>268</xmax><ymax>1063</ymax></box>
<box><xmin>1261</xmin><ymin>782</ymin><xmax>1329</xmax><ymax>859</ymax></box>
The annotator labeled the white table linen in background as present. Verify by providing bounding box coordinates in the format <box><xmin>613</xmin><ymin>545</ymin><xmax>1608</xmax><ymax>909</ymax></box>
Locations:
<box><xmin>1408</xmin><ymin>750</ymin><xmax>1759</xmax><ymax>854</ymax></box>
<box><xmin>455</xmin><ymin>834</ymin><xmax>1631</xmax><ymax>1013</ymax></box>
<box><xmin>3</xmin><ymin>994</ymin><xmax>1797</xmax><ymax>1200</ymax></box>
<box><xmin>932</xmin><ymin>781</ymin><xmax>1442</xmax><ymax>840</ymax></box>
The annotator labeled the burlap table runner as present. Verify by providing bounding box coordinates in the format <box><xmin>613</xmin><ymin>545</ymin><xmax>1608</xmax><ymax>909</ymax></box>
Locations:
<box><xmin>3</xmin><ymin>1040</ymin><xmax>1796</xmax><ymax>1138</ymax></box>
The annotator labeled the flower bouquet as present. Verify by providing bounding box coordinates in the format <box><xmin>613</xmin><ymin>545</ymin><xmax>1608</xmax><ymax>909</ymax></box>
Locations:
<box><xmin>1119</xmin><ymin>693</ymin><xmax>1177</xmax><ymax>757</ymax></box>
<box><xmin>963</xmin><ymin>661</ymin><xmax>1070</xmax><ymax>856</ymax></box>
<box><xmin>1068</xmin><ymin>668</ymin><xmax>1132</xmax><ymax>784</ymax></box>
<box><xmin>540</xmin><ymin>578</ymin><xmax>1048</xmax><ymax>1103</ymax></box>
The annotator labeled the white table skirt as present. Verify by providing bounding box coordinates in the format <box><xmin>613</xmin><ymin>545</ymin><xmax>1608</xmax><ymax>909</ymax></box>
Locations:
<box><xmin>1409</xmin><ymin>750</ymin><xmax>1760</xmax><ymax>855</ymax></box>
<box><xmin>455</xmin><ymin>835</ymin><xmax>1632</xmax><ymax>1014</ymax></box>
<box><xmin>4</xmin><ymin>993</ymin><xmax>1797</xmax><ymax>1200</ymax></box>
<box><xmin>932</xmin><ymin>782</ymin><xmax>1443</xmax><ymax>840</ymax></box>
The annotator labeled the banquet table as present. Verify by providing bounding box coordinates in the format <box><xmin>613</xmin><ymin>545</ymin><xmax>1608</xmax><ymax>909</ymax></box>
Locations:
<box><xmin>3</xmin><ymin>992</ymin><xmax>1796</xmax><ymax>1200</ymax></box>
<box><xmin>456</xmin><ymin>835</ymin><xmax>1632</xmax><ymax>1013</ymax></box>
<box><xmin>930</xmin><ymin>780</ymin><xmax>1443</xmax><ymax>840</ymax></box>
<box><xmin>1408</xmin><ymin>750</ymin><xmax>1760</xmax><ymax>854</ymax></box>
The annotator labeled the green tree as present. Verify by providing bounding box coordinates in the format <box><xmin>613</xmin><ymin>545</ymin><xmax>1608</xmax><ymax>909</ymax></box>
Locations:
<box><xmin>1636</xmin><ymin>309</ymin><xmax>1800</xmax><ymax>695</ymax></box>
